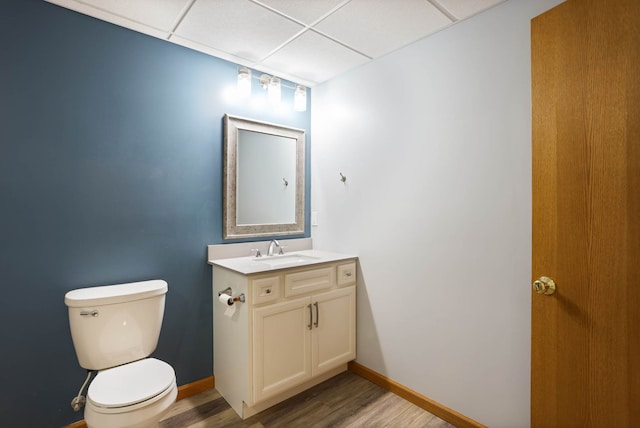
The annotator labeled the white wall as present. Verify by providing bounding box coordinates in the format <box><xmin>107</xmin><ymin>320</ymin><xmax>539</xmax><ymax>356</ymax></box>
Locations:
<box><xmin>311</xmin><ymin>0</ymin><xmax>564</xmax><ymax>426</ymax></box>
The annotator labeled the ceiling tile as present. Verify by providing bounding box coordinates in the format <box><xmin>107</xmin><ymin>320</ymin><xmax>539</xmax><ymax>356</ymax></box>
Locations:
<box><xmin>174</xmin><ymin>0</ymin><xmax>305</xmax><ymax>62</ymax></box>
<box><xmin>315</xmin><ymin>0</ymin><xmax>452</xmax><ymax>58</ymax></box>
<box><xmin>435</xmin><ymin>0</ymin><xmax>506</xmax><ymax>20</ymax></box>
<box><xmin>254</xmin><ymin>0</ymin><xmax>348</xmax><ymax>25</ymax></box>
<box><xmin>260</xmin><ymin>30</ymin><xmax>369</xmax><ymax>84</ymax></box>
<box><xmin>75</xmin><ymin>0</ymin><xmax>191</xmax><ymax>32</ymax></box>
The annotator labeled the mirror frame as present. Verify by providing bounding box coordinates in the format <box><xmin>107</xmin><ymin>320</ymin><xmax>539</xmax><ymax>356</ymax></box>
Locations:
<box><xmin>223</xmin><ymin>114</ymin><xmax>306</xmax><ymax>240</ymax></box>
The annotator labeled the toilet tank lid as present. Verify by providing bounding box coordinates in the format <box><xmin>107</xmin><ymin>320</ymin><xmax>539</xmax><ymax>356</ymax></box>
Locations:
<box><xmin>65</xmin><ymin>280</ymin><xmax>168</xmax><ymax>308</ymax></box>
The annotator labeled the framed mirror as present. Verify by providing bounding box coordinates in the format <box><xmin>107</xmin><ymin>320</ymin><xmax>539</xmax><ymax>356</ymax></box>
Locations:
<box><xmin>223</xmin><ymin>114</ymin><xmax>306</xmax><ymax>239</ymax></box>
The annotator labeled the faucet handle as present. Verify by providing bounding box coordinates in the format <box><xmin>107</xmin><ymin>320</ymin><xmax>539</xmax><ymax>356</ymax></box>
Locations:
<box><xmin>251</xmin><ymin>248</ymin><xmax>262</xmax><ymax>258</ymax></box>
<box><xmin>278</xmin><ymin>246</ymin><xmax>286</xmax><ymax>255</ymax></box>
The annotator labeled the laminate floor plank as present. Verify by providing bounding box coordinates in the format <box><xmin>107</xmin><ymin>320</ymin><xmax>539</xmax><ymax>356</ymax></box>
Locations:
<box><xmin>161</xmin><ymin>389</ymin><xmax>222</xmax><ymax>421</ymax></box>
<box><xmin>258</xmin><ymin>400</ymin><xmax>334</xmax><ymax>427</ymax></box>
<box><xmin>160</xmin><ymin>371</ymin><xmax>455</xmax><ymax>428</ymax></box>
<box><xmin>385</xmin><ymin>402</ymin><xmax>448</xmax><ymax>428</ymax></box>
<box><xmin>313</xmin><ymin>373</ymin><xmax>390</xmax><ymax>426</ymax></box>
<box><xmin>189</xmin><ymin>409</ymin><xmax>264</xmax><ymax>428</ymax></box>
<box><xmin>159</xmin><ymin>397</ymin><xmax>231</xmax><ymax>428</ymax></box>
<box><xmin>334</xmin><ymin>392</ymin><xmax>413</xmax><ymax>427</ymax></box>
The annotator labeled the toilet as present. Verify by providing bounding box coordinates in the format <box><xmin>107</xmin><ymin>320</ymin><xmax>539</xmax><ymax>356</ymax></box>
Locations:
<box><xmin>65</xmin><ymin>280</ymin><xmax>177</xmax><ymax>428</ymax></box>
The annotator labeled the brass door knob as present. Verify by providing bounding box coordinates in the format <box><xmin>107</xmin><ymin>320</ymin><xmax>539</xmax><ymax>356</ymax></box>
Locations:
<box><xmin>533</xmin><ymin>276</ymin><xmax>556</xmax><ymax>295</ymax></box>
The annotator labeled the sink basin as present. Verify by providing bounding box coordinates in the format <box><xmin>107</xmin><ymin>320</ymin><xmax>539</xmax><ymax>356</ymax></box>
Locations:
<box><xmin>254</xmin><ymin>254</ymin><xmax>320</xmax><ymax>267</ymax></box>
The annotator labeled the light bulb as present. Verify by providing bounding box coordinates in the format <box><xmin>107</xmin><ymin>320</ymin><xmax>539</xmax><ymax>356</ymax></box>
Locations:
<box><xmin>268</xmin><ymin>76</ymin><xmax>281</xmax><ymax>104</ymax></box>
<box><xmin>294</xmin><ymin>85</ymin><xmax>307</xmax><ymax>111</ymax></box>
<box><xmin>237</xmin><ymin>67</ymin><xmax>251</xmax><ymax>98</ymax></box>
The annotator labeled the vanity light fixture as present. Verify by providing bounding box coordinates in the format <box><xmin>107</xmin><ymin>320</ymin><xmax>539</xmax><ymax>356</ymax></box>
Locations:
<box><xmin>294</xmin><ymin>85</ymin><xmax>307</xmax><ymax>112</ymax></box>
<box><xmin>235</xmin><ymin>68</ymin><xmax>305</xmax><ymax>111</ymax></box>
<box><xmin>237</xmin><ymin>67</ymin><xmax>252</xmax><ymax>98</ymax></box>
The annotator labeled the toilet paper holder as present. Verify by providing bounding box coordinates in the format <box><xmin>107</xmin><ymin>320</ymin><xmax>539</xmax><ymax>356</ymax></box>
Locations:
<box><xmin>218</xmin><ymin>287</ymin><xmax>246</xmax><ymax>305</ymax></box>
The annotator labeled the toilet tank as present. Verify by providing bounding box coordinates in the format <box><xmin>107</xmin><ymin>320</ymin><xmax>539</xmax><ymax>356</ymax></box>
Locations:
<box><xmin>65</xmin><ymin>280</ymin><xmax>168</xmax><ymax>371</ymax></box>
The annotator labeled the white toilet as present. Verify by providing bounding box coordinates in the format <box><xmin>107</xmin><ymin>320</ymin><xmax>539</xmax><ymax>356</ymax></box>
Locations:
<box><xmin>65</xmin><ymin>280</ymin><xmax>178</xmax><ymax>428</ymax></box>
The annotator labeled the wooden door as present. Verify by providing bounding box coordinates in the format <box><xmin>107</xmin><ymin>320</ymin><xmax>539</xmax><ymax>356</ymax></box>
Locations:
<box><xmin>311</xmin><ymin>286</ymin><xmax>356</xmax><ymax>375</ymax></box>
<box><xmin>252</xmin><ymin>296</ymin><xmax>312</xmax><ymax>403</ymax></box>
<box><xmin>531</xmin><ymin>0</ymin><xmax>640</xmax><ymax>426</ymax></box>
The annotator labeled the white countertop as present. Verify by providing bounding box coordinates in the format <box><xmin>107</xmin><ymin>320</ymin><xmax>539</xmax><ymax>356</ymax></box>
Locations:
<box><xmin>209</xmin><ymin>249</ymin><xmax>357</xmax><ymax>275</ymax></box>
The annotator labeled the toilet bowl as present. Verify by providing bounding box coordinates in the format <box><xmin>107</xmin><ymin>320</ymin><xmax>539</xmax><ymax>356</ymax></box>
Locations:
<box><xmin>84</xmin><ymin>358</ymin><xmax>177</xmax><ymax>428</ymax></box>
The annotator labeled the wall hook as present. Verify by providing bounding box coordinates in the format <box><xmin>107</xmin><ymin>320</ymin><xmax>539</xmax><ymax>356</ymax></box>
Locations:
<box><xmin>283</xmin><ymin>178</ymin><xmax>288</xmax><ymax>188</ymax></box>
<box><xmin>339</xmin><ymin>172</ymin><xmax>347</xmax><ymax>183</ymax></box>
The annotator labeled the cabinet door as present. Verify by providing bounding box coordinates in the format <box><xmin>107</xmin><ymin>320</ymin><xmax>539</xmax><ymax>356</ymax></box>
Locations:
<box><xmin>252</xmin><ymin>296</ymin><xmax>312</xmax><ymax>403</ymax></box>
<box><xmin>311</xmin><ymin>286</ymin><xmax>356</xmax><ymax>376</ymax></box>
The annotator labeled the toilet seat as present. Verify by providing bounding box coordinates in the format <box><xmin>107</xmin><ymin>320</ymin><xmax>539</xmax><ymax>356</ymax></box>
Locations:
<box><xmin>88</xmin><ymin>358</ymin><xmax>175</xmax><ymax>413</ymax></box>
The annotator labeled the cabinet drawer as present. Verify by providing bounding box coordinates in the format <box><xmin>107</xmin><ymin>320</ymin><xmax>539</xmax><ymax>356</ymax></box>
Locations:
<box><xmin>252</xmin><ymin>276</ymin><xmax>280</xmax><ymax>305</ymax></box>
<box><xmin>337</xmin><ymin>262</ymin><xmax>356</xmax><ymax>286</ymax></box>
<box><xmin>284</xmin><ymin>267</ymin><xmax>335</xmax><ymax>297</ymax></box>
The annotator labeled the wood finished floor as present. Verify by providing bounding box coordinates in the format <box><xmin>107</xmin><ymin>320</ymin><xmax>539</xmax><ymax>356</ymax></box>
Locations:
<box><xmin>159</xmin><ymin>371</ymin><xmax>456</xmax><ymax>428</ymax></box>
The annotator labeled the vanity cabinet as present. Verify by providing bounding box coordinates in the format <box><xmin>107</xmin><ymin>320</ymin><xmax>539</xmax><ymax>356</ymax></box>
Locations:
<box><xmin>253</xmin><ymin>286</ymin><xmax>356</xmax><ymax>403</ymax></box>
<box><xmin>211</xmin><ymin>256</ymin><xmax>357</xmax><ymax>419</ymax></box>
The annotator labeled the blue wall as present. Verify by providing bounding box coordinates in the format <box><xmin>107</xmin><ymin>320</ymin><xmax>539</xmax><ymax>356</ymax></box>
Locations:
<box><xmin>0</xmin><ymin>1</ymin><xmax>310</xmax><ymax>426</ymax></box>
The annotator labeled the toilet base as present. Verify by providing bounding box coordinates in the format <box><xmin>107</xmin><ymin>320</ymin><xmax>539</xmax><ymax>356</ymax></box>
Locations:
<box><xmin>85</xmin><ymin>381</ymin><xmax>177</xmax><ymax>428</ymax></box>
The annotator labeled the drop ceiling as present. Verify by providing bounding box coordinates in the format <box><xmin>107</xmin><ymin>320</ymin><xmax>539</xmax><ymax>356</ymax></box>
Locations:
<box><xmin>45</xmin><ymin>0</ymin><xmax>506</xmax><ymax>87</ymax></box>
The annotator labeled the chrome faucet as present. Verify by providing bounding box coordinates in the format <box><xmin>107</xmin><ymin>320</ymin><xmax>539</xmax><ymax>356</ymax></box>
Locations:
<box><xmin>267</xmin><ymin>240</ymin><xmax>284</xmax><ymax>256</ymax></box>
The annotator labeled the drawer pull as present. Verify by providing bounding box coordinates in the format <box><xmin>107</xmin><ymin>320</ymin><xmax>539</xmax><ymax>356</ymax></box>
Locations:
<box><xmin>266</xmin><ymin>289</ymin><xmax>271</xmax><ymax>294</ymax></box>
<box><xmin>307</xmin><ymin>304</ymin><xmax>313</xmax><ymax>330</ymax></box>
<box><xmin>314</xmin><ymin>302</ymin><xmax>319</xmax><ymax>328</ymax></box>
<box><xmin>345</xmin><ymin>272</ymin><xmax>352</xmax><ymax>277</ymax></box>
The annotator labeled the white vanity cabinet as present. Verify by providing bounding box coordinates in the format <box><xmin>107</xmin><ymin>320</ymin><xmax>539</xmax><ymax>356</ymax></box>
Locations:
<box><xmin>253</xmin><ymin>285</ymin><xmax>356</xmax><ymax>404</ymax></box>
<box><xmin>211</xmin><ymin>255</ymin><xmax>357</xmax><ymax>419</ymax></box>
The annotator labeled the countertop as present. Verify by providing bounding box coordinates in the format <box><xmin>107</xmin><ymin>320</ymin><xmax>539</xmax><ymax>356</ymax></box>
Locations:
<box><xmin>208</xmin><ymin>249</ymin><xmax>357</xmax><ymax>275</ymax></box>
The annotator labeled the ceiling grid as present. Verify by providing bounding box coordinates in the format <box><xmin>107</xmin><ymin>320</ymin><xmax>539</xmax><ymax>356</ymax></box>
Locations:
<box><xmin>45</xmin><ymin>0</ymin><xmax>506</xmax><ymax>86</ymax></box>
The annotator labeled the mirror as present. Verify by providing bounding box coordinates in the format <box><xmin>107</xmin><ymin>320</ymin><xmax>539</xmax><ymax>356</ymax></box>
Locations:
<box><xmin>223</xmin><ymin>114</ymin><xmax>305</xmax><ymax>239</ymax></box>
